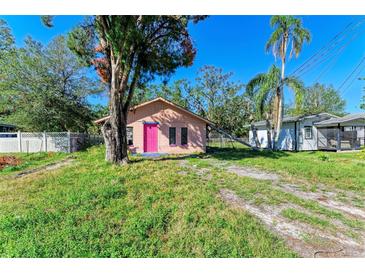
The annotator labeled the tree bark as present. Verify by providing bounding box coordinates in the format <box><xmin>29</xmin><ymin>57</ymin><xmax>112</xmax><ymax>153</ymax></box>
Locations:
<box><xmin>102</xmin><ymin>56</ymin><xmax>130</xmax><ymax>165</ymax></box>
<box><xmin>102</xmin><ymin>112</ymin><xmax>129</xmax><ymax>164</ymax></box>
<box><xmin>273</xmin><ymin>34</ymin><xmax>287</xmax><ymax>150</ymax></box>
<box><xmin>250</xmin><ymin>124</ymin><xmax>261</xmax><ymax>148</ymax></box>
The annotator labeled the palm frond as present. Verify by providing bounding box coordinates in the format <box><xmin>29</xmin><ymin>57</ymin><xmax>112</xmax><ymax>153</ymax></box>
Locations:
<box><xmin>267</xmin><ymin>15</ymin><xmax>311</xmax><ymax>60</ymax></box>
<box><xmin>285</xmin><ymin>76</ymin><xmax>305</xmax><ymax>113</ymax></box>
<box><xmin>265</xmin><ymin>29</ymin><xmax>282</xmax><ymax>56</ymax></box>
<box><xmin>246</xmin><ymin>73</ymin><xmax>267</xmax><ymax>97</ymax></box>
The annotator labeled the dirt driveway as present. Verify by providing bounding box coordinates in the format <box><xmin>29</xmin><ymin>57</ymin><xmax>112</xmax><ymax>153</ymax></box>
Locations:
<box><xmin>180</xmin><ymin>158</ymin><xmax>365</xmax><ymax>258</ymax></box>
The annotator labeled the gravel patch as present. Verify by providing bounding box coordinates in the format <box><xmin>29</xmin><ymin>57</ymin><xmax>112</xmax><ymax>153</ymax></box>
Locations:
<box><xmin>226</xmin><ymin>165</ymin><xmax>280</xmax><ymax>181</ymax></box>
<box><xmin>220</xmin><ymin>189</ymin><xmax>365</xmax><ymax>258</ymax></box>
<box><xmin>13</xmin><ymin>158</ymin><xmax>74</xmax><ymax>179</ymax></box>
<box><xmin>277</xmin><ymin>183</ymin><xmax>365</xmax><ymax>220</ymax></box>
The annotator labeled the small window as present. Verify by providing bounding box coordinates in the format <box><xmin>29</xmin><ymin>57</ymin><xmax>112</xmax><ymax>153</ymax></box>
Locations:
<box><xmin>127</xmin><ymin>127</ymin><xmax>133</xmax><ymax>145</ymax></box>
<box><xmin>169</xmin><ymin>127</ymin><xmax>176</xmax><ymax>145</ymax></box>
<box><xmin>181</xmin><ymin>127</ymin><xmax>188</xmax><ymax>145</ymax></box>
<box><xmin>304</xmin><ymin>126</ymin><xmax>312</xmax><ymax>139</ymax></box>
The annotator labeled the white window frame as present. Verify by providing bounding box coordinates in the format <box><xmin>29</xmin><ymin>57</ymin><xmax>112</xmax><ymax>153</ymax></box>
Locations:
<box><xmin>127</xmin><ymin>127</ymin><xmax>133</xmax><ymax>145</ymax></box>
<box><xmin>304</xmin><ymin>126</ymin><xmax>313</xmax><ymax>139</ymax></box>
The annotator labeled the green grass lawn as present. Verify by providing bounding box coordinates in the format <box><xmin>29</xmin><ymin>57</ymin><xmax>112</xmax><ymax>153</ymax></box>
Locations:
<box><xmin>206</xmin><ymin>146</ymin><xmax>365</xmax><ymax>193</ymax></box>
<box><xmin>0</xmin><ymin>146</ymin><xmax>295</xmax><ymax>258</ymax></box>
<box><xmin>1</xmin><ymin>145</ymin><xmax>364</xmax><ymax>258</ymax></box>
<box><xmin>0</xmin><ymin>152</ymin><xmax>68</xmax><ymax>175</ymax></box>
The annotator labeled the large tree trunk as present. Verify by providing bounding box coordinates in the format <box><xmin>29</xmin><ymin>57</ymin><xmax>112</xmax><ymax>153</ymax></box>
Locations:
<box><xmin>273</xmin><ymin>39</ymin><xmax>287</xmax><ymax>150</ymax></box>
<box><xmin>102</xmin><ymin>112</ymin><xmax>129</xmax><ymax>164</ymax></box>
<box><xmin>272</xmin><ymin>87</ymin><xmax>280</xmax><ymax>150</ymax></box>
<box><xmin>273</xmin><ymin>86</ymin><xmax>284</xmax><ymax>150</ymax></box>
<box><xmin>102</xmin><ymin>60</ymin><xmax>130</xmax><ymax>165</ymax></box>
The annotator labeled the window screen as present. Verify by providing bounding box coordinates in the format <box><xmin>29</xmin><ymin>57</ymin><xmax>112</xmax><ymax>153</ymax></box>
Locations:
<box><xmin>169</xmin><ymin>127</ymin><xmax>176</xmax><ymax>145</ymax></box>
<box><xmin>181</xmin><ymin>127</ymin><xmax>188</xmax><ymax>145</ymax></box>
<box><xmin>127</xmin><ymin>127</ymin><xmax>133</xmax><ymax>145</ymax></box>
<box><xmin>304</xmin><ymin>126</ymin><xmax>312</xmax><ymax>139</ymax></box>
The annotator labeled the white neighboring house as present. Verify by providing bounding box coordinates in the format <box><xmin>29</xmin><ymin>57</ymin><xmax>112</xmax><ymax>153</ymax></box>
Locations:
<box><xmin>249</xmin><ymin>112</ymin><xmax>365</xmax><ymax>151</ymax></box>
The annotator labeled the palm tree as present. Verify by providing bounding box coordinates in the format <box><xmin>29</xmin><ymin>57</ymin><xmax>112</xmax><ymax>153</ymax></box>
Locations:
<box><xmin>266</xmin><ymin>15</ymin><xmax>311</xmax><ymax>149</ymax></box>
<box><xmin>247</xmin><ymin>65</ymin><xmax>305</xmax><ymax>150</ymax></box>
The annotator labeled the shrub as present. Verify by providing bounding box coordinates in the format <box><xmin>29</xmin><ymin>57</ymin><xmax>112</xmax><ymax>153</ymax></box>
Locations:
<box><xmin>318</xmin><ymin>154</ymin><xmax>330</xmax><ymax>162</ymax></box>
<box><xmin>358</xmin><ymin>147</ymin><xmax>365</xmax><ymax>160</ymax></box>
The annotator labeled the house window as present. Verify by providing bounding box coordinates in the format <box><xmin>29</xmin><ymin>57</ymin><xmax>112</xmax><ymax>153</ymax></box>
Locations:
<box><xmin>169</xmin><ymin>127</ymin><xmax>176</xmax><ymax>145</ymax></box>
<box><xmin>304</xmin><ymin>126</ymin><xmax>312</xmax><ymax>139</ymax></box>
<box><xmin>181</xmin><ymin>127</ymin><xmax>188</xmax><ymax>145</ymax></box>
<box><xmin>127</xmin><ymin>127</ymin><xmax>133</xmax><ymax>145</ymax></box>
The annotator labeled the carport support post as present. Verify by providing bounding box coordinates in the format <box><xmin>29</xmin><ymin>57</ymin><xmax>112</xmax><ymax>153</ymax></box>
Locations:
<box><xmin>17</xmin><ymin>131</ymin><xmax>22</xmax><ymax>152</ymax></box>
<box><xmin>337</xmin><ymin>123</ymin><xmax>341</xmax><ymax>151</ymax></box>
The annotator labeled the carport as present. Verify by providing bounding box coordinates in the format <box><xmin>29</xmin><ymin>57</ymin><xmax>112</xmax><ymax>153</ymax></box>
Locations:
<box><xmin>315</xmin><ymin>113</ymin><xmax>365</xmax><ymax>151</ymax></box>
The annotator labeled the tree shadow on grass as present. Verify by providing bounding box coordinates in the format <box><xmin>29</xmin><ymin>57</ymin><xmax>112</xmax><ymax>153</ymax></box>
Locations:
<box><xmin>129</xmin><ymin>146</ymin><xmax>291</xmax><ymax>164</ymax></box>
<box><xmin>129</xmin><ymin>154</ymin><xmax>197</xmax><ymax>164</ymax></box>
<box><xmin>205</xmin><ymin>147</ymin><xmax>291</xmax><ymax>161</ymax></box>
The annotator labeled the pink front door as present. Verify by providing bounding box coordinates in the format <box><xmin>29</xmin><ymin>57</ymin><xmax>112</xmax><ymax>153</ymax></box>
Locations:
<box><xmin>144</xmin><ymin>123</ymin><xmax>158</xmax><ymax>152</ymax></box>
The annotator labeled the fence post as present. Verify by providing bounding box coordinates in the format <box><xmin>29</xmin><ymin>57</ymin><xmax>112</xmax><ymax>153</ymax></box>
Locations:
<box><xmin>67</xmin><ymin>131</ymin><xmax>71</xmax><ymax>153</ymax></box>
<box><xmin>17</xmin><ymin>131</ymin><xmax>22</xmax><ymax>152</ymax></box>
<box><xmin>43</xmin><ymin>131</ymin><xmax>47</xmax><ymax>152</ymax></box>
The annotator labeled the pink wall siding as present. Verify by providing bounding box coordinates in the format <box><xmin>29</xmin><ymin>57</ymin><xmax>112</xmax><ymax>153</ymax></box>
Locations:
<box><xmin>127</xmin><ymin>100</ymin><xmax>207</xmax><ymax>154</ymax></box>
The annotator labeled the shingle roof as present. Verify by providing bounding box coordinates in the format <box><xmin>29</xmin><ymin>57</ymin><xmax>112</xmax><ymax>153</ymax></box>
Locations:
<box><xmin>94</xmin><ymin>97</ymin><xmax>214</xmax><ymax>125</ymax></box>
<box><xmin>0</xmin><ymin>122</ymin><xmax>15</xmax><ymax>128</ymax></box>
<box><xmin>314</xmin><ymin>113</ymin><xmax>365</xmax><ymax>126</ymax></box>
<box><xmin>252</xmin><ymin>113</ymin><xmax>337</xmax><ymax>127</ymax></box>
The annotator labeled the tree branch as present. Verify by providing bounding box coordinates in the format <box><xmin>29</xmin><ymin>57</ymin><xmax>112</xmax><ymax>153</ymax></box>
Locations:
<box><xmin>123</xmin><ymin>61</ymin><xmax>142</xmax><ymax>113</ymax></box>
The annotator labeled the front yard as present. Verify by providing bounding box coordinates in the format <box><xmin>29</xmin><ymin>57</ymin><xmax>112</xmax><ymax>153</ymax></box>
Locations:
<box><xmin>0</xmin><ymin>145</ymin><xmax>364</xmax><ymax>257</ymax></box>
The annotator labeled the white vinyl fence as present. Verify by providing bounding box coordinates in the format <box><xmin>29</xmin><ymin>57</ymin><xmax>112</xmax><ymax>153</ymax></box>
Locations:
<box><xmin>0</xmin><ymin>131</ymin><xmax>103</xmax><ymax>153</ymax></box>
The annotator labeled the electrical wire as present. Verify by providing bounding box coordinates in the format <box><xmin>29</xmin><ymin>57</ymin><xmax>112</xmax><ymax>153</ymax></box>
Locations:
<box><xmin>339</xmin><ymin>55</ymin><xmax>365</xmax><ymax>97</ymax></box>
<box><xmin>291</xmin><ymin>17</ymin><xmax>365</xmax><ymax>78</ymax></box>
<box><xmin>256</xmin><ymin>17</ymin><xmax>365</xmax><ymax>101</ymax></box>
<box><xmin>312</xmin><ymin>27</ymin><xmax>365</xmax><ymax>83</ymax></box>
<box><xmin>290</xmin><ymin>20</ymin><xmax>356</xmax><ymax>77</ymax></box>
<box><xmin>338</xmin><ymin>54</ymin><xmax>365</xmax><ymax>93</ymax></box>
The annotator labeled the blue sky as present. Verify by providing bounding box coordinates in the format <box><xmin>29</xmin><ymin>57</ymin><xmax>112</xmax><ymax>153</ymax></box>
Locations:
<box><xmin>1</xmin><ymin>15</ymin><xmax>365</xmax><ymax>113</ymax></box>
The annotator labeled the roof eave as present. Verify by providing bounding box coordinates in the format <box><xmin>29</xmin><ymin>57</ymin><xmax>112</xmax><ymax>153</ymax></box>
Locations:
<box><xmin>93</xmin><ymin>97</ymin><xmax>214</xmax><ymax>126</ymax></box>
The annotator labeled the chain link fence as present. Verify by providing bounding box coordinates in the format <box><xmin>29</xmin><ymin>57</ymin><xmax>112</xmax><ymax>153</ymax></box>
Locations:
<box><xmin>207</xmin><ymin>129</ymin><xmax>249</xmax><ymax>149</ymax></box>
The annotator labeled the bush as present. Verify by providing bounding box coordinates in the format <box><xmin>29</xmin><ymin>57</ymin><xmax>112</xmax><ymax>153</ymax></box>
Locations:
<box><xmin>358</xmin><ymin>147</ymin><xmax>365</xmax><ymax>160</ymax></box>
<box><xmin>318</xmin><ymin>154</ymin><xmax>330</xmax><ymax>162</ymax></box>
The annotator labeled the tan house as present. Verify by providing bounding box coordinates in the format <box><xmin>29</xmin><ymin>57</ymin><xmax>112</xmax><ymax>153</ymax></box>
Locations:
<box><xmin>94</xmin><ymin>97</ymin><xmax>212</xmax><ymax>154</ymax></box>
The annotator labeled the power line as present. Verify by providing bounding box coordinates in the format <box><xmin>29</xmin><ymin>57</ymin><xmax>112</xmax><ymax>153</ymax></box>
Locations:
<box><xmin>254</xmin><ymin>17</ymin><xmax>365</xmax><ymax>104</ymax></box>
<box><xmin>338</xmin><ymin>54</ymin><xmax>365</xmax><ymax>93</ymax></box>
<box><xmin>312</xmin><ymin>27</ymin><xmax>365</xmax><ymax>83</ymax></box>
<box><xmin>290</xmin><ymin>20</ymin><xmax>356</xmax><ymax>76</ymax></box>
<box><xmin>291</xmin><ymin>17</ymin><xmax>365</xmax><ymax>78</ymax></box>
<box><xmin>339</xmin><ymin>55</ymin><xmax>365</xmax><ymax>97</ymax></box>
<box><xmin>290</xmin><ymin>18</ymin><xmax>365</xmax><ymax>78</ymax></box>
<box><xmin>297</xmin><ymin>27</ymin><xmax>365</xmax><ymax>78</ymax></box>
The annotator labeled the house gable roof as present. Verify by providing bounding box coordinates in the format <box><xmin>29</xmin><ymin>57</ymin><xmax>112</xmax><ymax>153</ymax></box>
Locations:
<box><xmin>314</xmin><ymin>113</ymin><xmax>365</xmax><ymax>126</ymax></box>
<box><xmin>94</xmin><ymin>97</ymin><xmax>213</xmax><ymax>125</ymax></box>
<box><xmin>252</xmin><ymin>112</ymin><xmax>338</xmax><ymax>127</ymax></box>
<box><xmin>0</xmin><ymin>122</ymin><xmax>15</xmax><ymax>128</ymax></box>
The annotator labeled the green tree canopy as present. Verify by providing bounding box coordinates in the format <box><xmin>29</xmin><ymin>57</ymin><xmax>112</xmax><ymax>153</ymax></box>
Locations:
<box><xmin>0</xmin><ymin>19</ymin><xmax>16</xmax><ymax>117</ymax></box>
<box><xmin>65</xmin><ymin>15</ymin><xmax>204</xmax><ymax>164</ymax></box>
<box><xmin>0</xmin><ymin>33</ymin><xmax>103</xmax><ymax>131</ymax></box>
<box><xmin>287</xmin><ymin>83</ymin><xmax>346</xmax><ymax>116</ymax></box>
<box><xmin>0</xmin><ymin>19</ymin><xmax>14</xmax><ymax>53</ymax></box>
<box><xmin>266</xmin><ymin>15</ymin><xmax>311</xmax><ymax>148</ymax></box>
<box><xmin>134</xmin><ymin>66</ymin><xmax>252</xmax><ymax>137</ymax></box>
<box><xmin>246</xmin><ymin>64</ymin><xmax>305</xmax><ymax>149</ymax></box>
